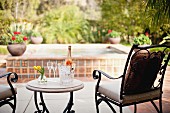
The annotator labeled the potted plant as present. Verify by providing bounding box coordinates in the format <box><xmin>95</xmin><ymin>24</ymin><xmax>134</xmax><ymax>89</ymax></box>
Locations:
<box><xmin>7</xmin><ymin>31</ymin><xmax>28</xmax><ymax>56</ymax></box>
<box><xmin>132</xmin><ymin>34</ymin><xmax>152</xmax><ymax>52</ymax></box>
<box><xmin>106</xmin><ymin>30</ymin><xmax>121</xmax><ymax>44</ymax></box>
<box><xmin>30</xmin><ymin>31</ymin><xmax>43</xmax><ymax>44</ymax></box>
<box><xmin>133</xmin><ymin>34</ymin><xmax>152</xmax><ymax>45</ymax></box>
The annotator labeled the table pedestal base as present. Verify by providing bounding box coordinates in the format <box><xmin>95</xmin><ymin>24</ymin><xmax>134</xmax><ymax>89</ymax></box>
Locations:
<box><xmin>63</xmin><ymin>92</ymin><xmax>75</xmax><ymax>113</ymax></box>
<box><xmin>34</xmin><ymin>92</ymin><xmax>49</xmax><ymax>113</ymax></box>
<box><xmin>34</xmin><ymin>91</ymin><xmax>75</xmax><ymax>113</ymax></box>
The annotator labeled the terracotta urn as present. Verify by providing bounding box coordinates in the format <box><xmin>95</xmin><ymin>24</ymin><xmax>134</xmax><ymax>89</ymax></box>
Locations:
<box><xmin>108</xmin><ymin>37</ymin><xmax>121</xmax><ymax>44</ymax></box>
<box><xmin>31</xmin><ymin>36</ymin><xmax>43</xmax><ymax>44</ymax></box>
<box><xmin>7</xmin><ymin>43</ymin><xmax>26</xmax><ymax>56</ymax></box>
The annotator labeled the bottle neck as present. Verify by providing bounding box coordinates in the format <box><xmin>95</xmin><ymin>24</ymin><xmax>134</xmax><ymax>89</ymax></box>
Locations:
<box><xmin>65</xmin><ymin>46</ymin><xmax>72</xmax><ymax>66</ymax></box>
<box><xmin>67</xmin><ymin>46</ymin><xmax>71</xmax><ymax>59</ymax></box>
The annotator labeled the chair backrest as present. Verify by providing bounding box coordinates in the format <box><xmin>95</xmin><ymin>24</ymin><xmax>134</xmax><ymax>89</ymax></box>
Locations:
<box><xmin>120</xmin><ymin>45</ymin><xmax>170</xmax><ymax>98</ymax></box>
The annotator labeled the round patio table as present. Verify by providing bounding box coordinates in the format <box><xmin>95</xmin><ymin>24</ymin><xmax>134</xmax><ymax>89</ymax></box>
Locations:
<box><xmin>26</xmin><ymin>78</ymin><xmax>84</xmax><ymax>113</ymax></box>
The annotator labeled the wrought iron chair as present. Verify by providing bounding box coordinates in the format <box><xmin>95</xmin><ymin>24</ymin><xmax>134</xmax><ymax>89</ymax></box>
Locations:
<box><xmin>0</xmin><ymin>72</ymin><xmax>18</xmax><ymax>113</ymax></box>
<box><xmin>93</xmin><ymin>44</ymin><xmax>170</xmax><ymax>113</ymax></box>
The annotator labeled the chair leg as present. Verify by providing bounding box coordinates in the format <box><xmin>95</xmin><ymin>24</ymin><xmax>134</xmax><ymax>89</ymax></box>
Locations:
<box><xmin>134</xmin><ymin>104</ymin><xmax>137</xmax><ymax>113</ymax></box>
<box><xmin>151</xmin><ymin>100</ymin><xmax>161</xmax><ymax>113</ymax></box>
<box><xmin>95</xmin><ymin>94</ymin><xmax>99</xmax><ymax>113</ymax></box>
<box><xmin>120</xmin><ymin>106</ymin><xmax>122</xmax><ymax>113</ymax></box>
<box><xmin>104</xmin><ymin>100</ymin><xmax>116</xmax><ymax>113</ymax></box>
<box><xmin>12</xmin><ymin>96</ymin><xmax>16</xmax><ymax>113</ymax></box>
<box><xmin>159</xmin><ymin>97</ymin><xmax>162</xmax><ymax>113</ymax></box>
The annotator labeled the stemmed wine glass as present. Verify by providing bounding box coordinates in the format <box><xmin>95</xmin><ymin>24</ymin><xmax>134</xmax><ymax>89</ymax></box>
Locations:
<box><xmin>52</xmin><ymin>61</ymin><xmax>58</xmax><ymax>77</ymax></box>
<box><xmin>47</xmin><ymin>61</ymin><xmax>53</xmax><ymax>77</ymax></box>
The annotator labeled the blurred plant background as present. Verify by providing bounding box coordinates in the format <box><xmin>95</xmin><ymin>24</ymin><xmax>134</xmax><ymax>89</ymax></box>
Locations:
<box><xmin>0</xmin><ymin>0</ymin><xmax>169</xmax><ymax>45</ymax></box>
<box><xmin>42</xmin><ymin>5</ymin><xmax>94</xmax><ymax>43</ymax></box>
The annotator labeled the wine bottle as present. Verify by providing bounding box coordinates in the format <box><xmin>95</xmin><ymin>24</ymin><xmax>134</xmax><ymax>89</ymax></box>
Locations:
<box><xmin>65</xmin><ymin>46</ymin><xmax>72</xmax><ymax>66</ymax></box>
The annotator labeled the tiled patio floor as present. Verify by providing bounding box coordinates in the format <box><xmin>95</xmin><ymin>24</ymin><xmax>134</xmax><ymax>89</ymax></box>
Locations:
<box><xmin>0</xmin><ymin>69</ymin><xmax>170</xmax><ymax>113</ymax></box>
<box><xmin>0</xmin><ymin>80</ymin><xmax>132</xmax><ymax>113</ymax></box>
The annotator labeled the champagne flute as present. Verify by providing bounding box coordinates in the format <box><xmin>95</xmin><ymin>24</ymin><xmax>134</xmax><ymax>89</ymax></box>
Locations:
<box><xmin>47</xmin><ymin>61</ymin><xmax>53</xmax><ymax>77</ymax></box>
<box><xmin>52</xmin><ymin>61</ymin><xmax>58</xmax><ymax>77</ymax></box>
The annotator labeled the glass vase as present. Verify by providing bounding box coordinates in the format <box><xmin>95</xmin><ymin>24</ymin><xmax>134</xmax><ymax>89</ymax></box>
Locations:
<box><xmin>38</xmin><ymin>74</ymin><xmax>47</xmax><ymax>84</ymax></box>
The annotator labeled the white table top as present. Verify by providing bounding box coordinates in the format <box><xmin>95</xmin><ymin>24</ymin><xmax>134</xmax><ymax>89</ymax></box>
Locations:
<box><xmin>26</xmin><ymin>78</ymin><xmax>84</xmax><ymax>93</ymax></box>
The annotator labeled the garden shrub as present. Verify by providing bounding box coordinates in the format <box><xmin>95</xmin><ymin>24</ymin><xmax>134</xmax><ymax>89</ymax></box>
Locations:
<box><xmin>0</xmin><ymin>46</ymin><xmax>8</xmax><ymax>55</ymax></box>
<box><xmin>42</xmin><ymin>5</ymin><xmax>94</xmax><ymax>44</ymax></box>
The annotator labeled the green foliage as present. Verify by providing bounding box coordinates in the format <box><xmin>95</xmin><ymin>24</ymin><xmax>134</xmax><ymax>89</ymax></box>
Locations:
<box><xmin>90</xmin><ymin>22</ymin><xmax>108</xmax><ymax>43</ymax></box>
<box><xmin>0</xmin><ymin>23</ymin><xmax>12</xmax><ymax>45</ymax></box>
<box><xmin>0</xmin><ymin>13</ymin><xmax>13</xmax><ymax>45</ymax></box>
<box><xmin>146</xmin><ymin>0</ymin><xmax>170</xmax><ymax>26</ymax></box>
<box><xmin>150</xmin><ymin>47</ymin><xmax>170</xmax><ymax>53</ymax></box>
<box><xmin>150</xmin><ymin>47</ymin><xmax>170</xmax><ymax>65</ymax></box>
<box><xmin>144</xmin><ymin>0</ymin><xmax>170</xmax><ymax>37</ymax></box>
<box><xmin>0</xmin><ymin>0</ymin><xmax>42</xmax><ymax>44</ymax></box>
<box><xmin>106</xmin><ymin>30</ymin><xmax>121</xmax><ymax>38</ymax></box>
<box><xmin>42</xmin><ymin>5</ymin><xmax>94</xmax><ymax>43</ymax></box>
<box><xmin>120</xmin><ymin>39</ymin><xmax>131</xmax><ymax>46</ymax></box>
<box><xmin>9</xmin><ymin>22</ymin><xmax>33</xmax><ymax>33</ymax></box>
<box><xmin>133</xmin><ymin>34</ymin><xmax>152</xmax><ymax>45</ymax></box>
<box><xmin>0</xmin><ymin>0</ymin><xmax>169</xmax><ymax>44</ymax></box>
<box><xmin>0</xmin><ymin>0</ymin><xmax>41</xmax><ymax>21</ymax></box>
<box><xmin>159</xmin><ymin>35</ymin><xmax>170</xmax><ymax>45</ymax></box>
<box><xmin>0</xmin><ymin>46</ymin><xmax>8</xmax><ymax>55</ymax></box>
<box><xmin>1</xmin><ymin>22</ymin><xmax>32</xmax><ymax>44</ymax></box>
<box><xmin>100</xmin><ymin>0</ymin><xmax>146</xmax><ymax>36</ymax></box>
<box><xmin>11</xmin><ymin>32</ymin><xmax>27</xmax><ymax>43</ymax></box>
<box><xmin>158</xmin><ymin>24</ymin><xmax>170</xmax><ymax>37</ymax></box>
<box><xmin>30</xmin><ymin>30</ymin><xmax>42</xmax><ymax>37</ymax></box>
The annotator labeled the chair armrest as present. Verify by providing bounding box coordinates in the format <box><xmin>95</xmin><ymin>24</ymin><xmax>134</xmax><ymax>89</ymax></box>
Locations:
<box><xmin>0</xmin><ymin>72</ymin><xmax>18</xmax><ymax>95</ymax></box>
<box><xmin>0</xmin><ymin>72</ymin><xmax>18</xmax><ymax>83</ymax></box>
<box><xmin>93</xmin><ymin>70</ymin><xmax>123</xmax><ymax>92</ymax></box>
<box><xmin>93</xmin><ymin>70</ymin><xmax>122</xmax><ymax>80</ymax></box>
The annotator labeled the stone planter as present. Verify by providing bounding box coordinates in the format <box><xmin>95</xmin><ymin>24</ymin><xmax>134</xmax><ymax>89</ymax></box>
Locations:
<box><xmin>108</xmin><ymin>37</ymin><xmax>121</xmax><ymax>44</ymax></box>
<box><xmin>31</xmin><ymin>37</ymin><xmax>43</xmax><ymax>44</ymax></box>
<box><xmin>7</xmin><ymin>43</ymin><xmax>26</xmax><ymax>56</ymax></box>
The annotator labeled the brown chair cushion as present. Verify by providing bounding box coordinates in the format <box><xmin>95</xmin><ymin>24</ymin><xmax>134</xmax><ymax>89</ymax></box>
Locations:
<box><xmin>124</xmin><ymin>51</ymin><xmax>163</xmax><ymax>94</ymax></box>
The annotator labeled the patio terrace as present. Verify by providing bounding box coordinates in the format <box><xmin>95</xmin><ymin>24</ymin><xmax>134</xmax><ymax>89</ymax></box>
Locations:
<box><xmin>0</xmin><ymin>69</ymin><xmax>170</xmax><ymax>113</ymax></box>
<box><xmin>0</xmin><ymin>44</ymin><xmax>170</xmax><ymax>113</ymax></box>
